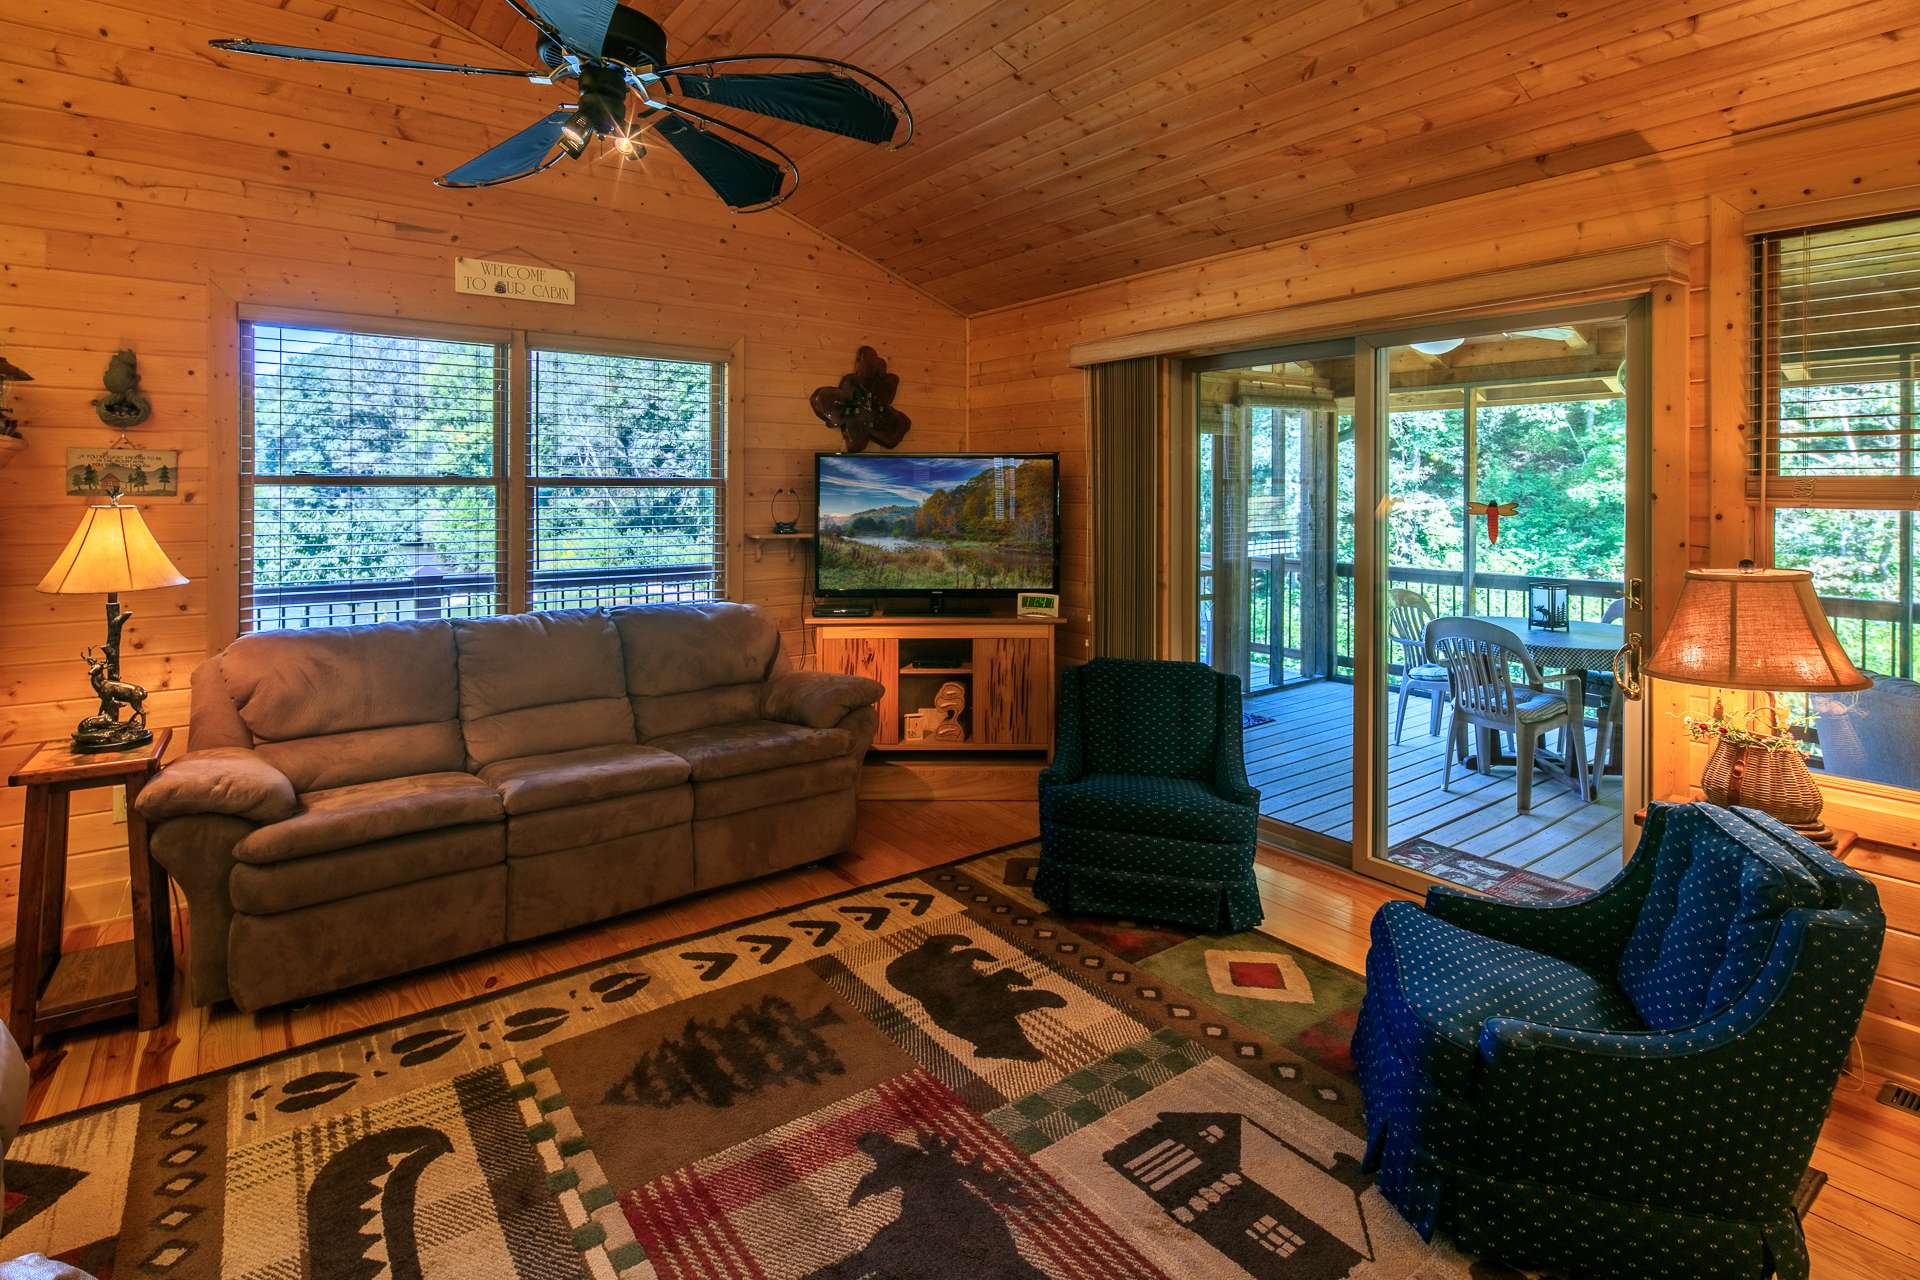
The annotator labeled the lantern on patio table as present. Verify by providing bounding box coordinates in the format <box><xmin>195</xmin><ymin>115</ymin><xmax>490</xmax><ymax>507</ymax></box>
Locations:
<box><xmin>1528</xmin><ymin>579</ymin><xmax>1571</xmax><ymax>631</ymax></box>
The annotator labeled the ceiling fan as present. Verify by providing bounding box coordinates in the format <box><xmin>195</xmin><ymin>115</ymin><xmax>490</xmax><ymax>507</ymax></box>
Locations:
<box><xmin>207</xmin><ymin>0</ymin><xmax>913</xmax><ymax>210</ymax></box>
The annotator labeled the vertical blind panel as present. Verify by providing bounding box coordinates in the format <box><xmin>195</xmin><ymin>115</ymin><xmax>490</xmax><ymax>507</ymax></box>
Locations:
<box><xmin>1752</xmin><ymin>216</ymin><xmax>1920</xmax><ymax>479</ymax></box>
<box><xmin>529</xmin><ymin>349</ymin><xmax>719</xmax><ymax>479</ymax></box>
<box><xmin>246</xmin><ymin>325</ymin><xmax>497</xmax><ymax>477</ymax></box>
<box><xmin>530</xmin><ymin>486</ymin><xmax>720</xmax><ymax>609</ymax></box>
<box><xmin>244</xmin><ymin>484</ymin><xmax>500</xmax><ymax>632</ymax></box>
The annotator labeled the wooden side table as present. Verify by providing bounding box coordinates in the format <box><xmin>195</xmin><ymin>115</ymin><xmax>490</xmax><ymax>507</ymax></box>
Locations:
<box><xmin>1631</xmin><ymin>795</ymin><xmax>1857</xmax><ymax>860</ymax></box>
<box><xmin>7</xmin><ymin>728</ymin><xmax>174</xmax><ymax>1054</ymax></box>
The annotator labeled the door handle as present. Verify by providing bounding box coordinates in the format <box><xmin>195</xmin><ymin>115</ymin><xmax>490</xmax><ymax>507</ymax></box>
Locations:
<box><xmin>1613</xmin><ymin>631</ymin><xmax>1644</xmax><ymax>701</ymax></box>
<box><xmin>1626</xmin><ymin>577</ymin><xmax>1644</xmax><ymax>611</ymax></box>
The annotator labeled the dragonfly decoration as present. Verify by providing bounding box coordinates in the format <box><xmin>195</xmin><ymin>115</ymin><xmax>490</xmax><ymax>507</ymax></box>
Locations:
<box><xmin>1468</xmin><ymin>499</ymin><xmax>1518</xmax><ymax>544</ymax></box>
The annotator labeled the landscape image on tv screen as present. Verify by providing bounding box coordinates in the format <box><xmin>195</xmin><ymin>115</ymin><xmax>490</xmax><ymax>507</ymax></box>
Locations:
<box><xmin>816</xmin><ymin>454</ymin><xmax>1056</xmax><ymax>592</ymax></box>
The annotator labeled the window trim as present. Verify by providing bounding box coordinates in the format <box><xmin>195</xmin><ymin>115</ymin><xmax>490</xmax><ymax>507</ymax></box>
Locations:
<box><xmin>1748</xmin><ymin>213</ymin><xmax>1920</xmax><ymax>831</ymax></box>
<box><xmin>221</xmin><ymin>305</ymin><xmax>740</xmax><ymax>641</ymax></box>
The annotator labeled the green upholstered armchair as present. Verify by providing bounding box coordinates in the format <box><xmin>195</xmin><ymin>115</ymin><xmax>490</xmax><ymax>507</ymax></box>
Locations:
<box><xmin>1034</xmin><ymin>658</ymin><xmax>1262</xmax><ymax>930</ymax></box>
<box><xmin>1355</xmin><ymin>802</ymin><xmax>1884</xmax><ymax>1280</ymax></box>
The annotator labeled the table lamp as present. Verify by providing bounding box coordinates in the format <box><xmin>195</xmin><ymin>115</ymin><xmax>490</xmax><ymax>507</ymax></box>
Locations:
<box><xmin>36</xmin><ymin>496</ymin><xmax>188</xmax><ymax>753</ymax></box>
<box><xmin>1644</xmin><ymin>560</ymin><xmax>1872</xmax><ymax>846</ymax></box>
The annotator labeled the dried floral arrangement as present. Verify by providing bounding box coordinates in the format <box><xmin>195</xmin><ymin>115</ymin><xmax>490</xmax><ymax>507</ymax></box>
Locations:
<box><xmin>1682</xmin><ymin>695</ymin><xmax>1815</xmax><ymax>756</ymax></box>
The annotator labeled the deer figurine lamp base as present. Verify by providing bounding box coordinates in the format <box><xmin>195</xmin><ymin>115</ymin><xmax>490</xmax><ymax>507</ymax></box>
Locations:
<box><xmin>72</xmin><ymin>592</ymin><xmax>153</xmax><ymax>754</ymax></box>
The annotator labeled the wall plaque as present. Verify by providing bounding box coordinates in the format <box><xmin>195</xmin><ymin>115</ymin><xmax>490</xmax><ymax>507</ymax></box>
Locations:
<box><xmin>67</xmin><ymin>447</ymin><xmax>179</xmax><ymax>497</ymax></box>
<box><xmin>454</xmin><ymin>257</ymin><xmax>576</xmax><ymax>305</ymax></box>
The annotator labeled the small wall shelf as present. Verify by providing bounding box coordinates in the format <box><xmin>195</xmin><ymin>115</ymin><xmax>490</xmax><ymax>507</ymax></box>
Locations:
<box><xmin>744</xmin><ymin>532</ymin><xmax>814</xmax><ymax>563</ymax></box>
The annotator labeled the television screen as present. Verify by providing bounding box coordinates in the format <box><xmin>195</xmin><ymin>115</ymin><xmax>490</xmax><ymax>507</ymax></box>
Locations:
<box><xmin>815</xmin><ymin>453</ymin><xmax>1058</xmax><ymax>595</ymax></box>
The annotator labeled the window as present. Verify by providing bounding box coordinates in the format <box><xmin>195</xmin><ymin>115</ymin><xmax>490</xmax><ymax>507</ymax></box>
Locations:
<box><xmin>1752</xmin><ymin>214</ymin><xmax>1920</xmax><ymax>790</ymax></box>
<box><xmin>240</xmin><ymin>320</ymin><xmax>727</xmax><ymax>632</ymax></box>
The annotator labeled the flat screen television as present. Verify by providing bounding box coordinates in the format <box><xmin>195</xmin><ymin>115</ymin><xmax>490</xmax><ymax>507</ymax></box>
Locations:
<box><xmin>815</xmin><ymin>452</ymin><xmax>1059</xmax><ymax>599</ymax></box>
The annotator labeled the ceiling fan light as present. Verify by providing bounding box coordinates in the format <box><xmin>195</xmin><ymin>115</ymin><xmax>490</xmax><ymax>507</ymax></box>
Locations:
<box><xmin>558</xmin><ymin>110</ymin><xmax>594</xmax><ymax>158</ymax></box>
<box><xmin>1409</xmin><ymin>338</ymin><xmax>1465</xmax><ymax>356</ymax></box>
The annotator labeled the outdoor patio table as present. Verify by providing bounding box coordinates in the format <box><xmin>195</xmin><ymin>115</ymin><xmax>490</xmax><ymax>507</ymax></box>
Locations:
<box><xmin>1477</xmin><ymin>617</ymin><xmax>1625</xmax><ymax>673</ymax></box>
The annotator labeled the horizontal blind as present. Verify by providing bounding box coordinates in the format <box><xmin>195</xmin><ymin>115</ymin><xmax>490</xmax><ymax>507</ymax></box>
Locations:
<box><xmin>528</xmin><ymin>346</ymin><xmax>726</xmax><ymax>609</ymax></box>
<box><xmin>240</xmin><ymin>323</ymin><xmax>505</xmax><ymax>632</ymax></box>
<box><xmin>1751</xmin><ymin>215</ymin><xmax>1920</xmax><ymax>506</ymax></box>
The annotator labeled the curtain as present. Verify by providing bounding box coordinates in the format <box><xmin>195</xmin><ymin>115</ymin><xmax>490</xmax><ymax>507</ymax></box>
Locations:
<box><xmin>1091</xmin><ymin>357</ymin><xmax>1160</xmax><ymax>658</ymax></box>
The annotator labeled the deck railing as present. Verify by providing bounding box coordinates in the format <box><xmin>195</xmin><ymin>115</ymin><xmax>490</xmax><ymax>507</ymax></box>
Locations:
<box><xmin>1201</xmin><ymin>557</ymin><xmax>1908</xmax><ymax>685</ymax></box>
<box><xmin>246</xmin><ymin>564</ymin><xmax>719</xmax><ymax>632</ymax></box>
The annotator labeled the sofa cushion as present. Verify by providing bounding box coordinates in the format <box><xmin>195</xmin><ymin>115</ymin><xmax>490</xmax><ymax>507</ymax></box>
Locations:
<box><xmin>648</xmin><ymin>720</ymin><xmax>852</xmax><ymax>782</ymax></box>
<box><xmin>613</xmin><ymin>603</ymin><xmax>781</xmax><ymax>737</ymax></box>
<box><xmin>612</xmin><ymin>602</ymin><xmax>780</xmax><ymax>696</ymax></box>
<box><xmin>1369</xmin><ymin>900</ymin><xmax>1644</xmax><ymax>1095</ymax></box>
<box><xmin>230</xmin><ymin>823</ymin><xmax>503</xmax><ymax>914</ymax></box>
<box><xmin>217</xmin><ymin>620</ymin><xmax>465</xmax><ymax>791</ymax></box>
<box><xmin>234</xmin><ymin>772</ymin><xmax>504</xmax><ymax>865</ymax></box>
<box><xmin>694</xmin><ymin>755</ymin><xmax>858</xmax><ymax>820</ymax></box>
<box><xmin>1617</xmin><ymin>804</ymin><xmax>1824</xmax><ymax>1030</ymax></box>
<box><xmin>453</xmin><ymin>610</ymin><xmax>634</xmax><ymax>767</ymax></box>
<box><xmin>628</xmin><ymin>684</ymin><xmax>765</xmax><ymax>741</ymax></box>
<box><xmin>506</xmin><ymin>787</ymin><xmax>693</xmax><ymax>857</ymax></box>
<box><xmin>1040</xmin><ymin>773</ymin><xmax>1256</xmax><ymax>844</ymax></box>
<box><xmin>257</xmin><ymin>722</ymin><xmax>469</xmax><ymax>797</ymax></box>
<box><xmin>479</xmin><ymin>744</ymin><xmax>691</xmax><ymax>816</ymax></box>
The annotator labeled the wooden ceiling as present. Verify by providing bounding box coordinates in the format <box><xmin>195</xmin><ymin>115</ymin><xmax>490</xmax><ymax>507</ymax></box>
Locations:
<box><xmin>420</xmin><ymin>0</ymin><xmax>1920</xmax><ymax>314</ymax></box>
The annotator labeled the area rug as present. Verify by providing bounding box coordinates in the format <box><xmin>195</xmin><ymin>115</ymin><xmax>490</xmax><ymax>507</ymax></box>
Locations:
<box><xmin>1386</xmin><ymin>838</ymin><xmax>1591</xmax><ymax>903</ymax></box>
<box><xmin>0</xmin><ymin>842</ymin><xmax>1814</xmax><ymax>1279</ymax></box>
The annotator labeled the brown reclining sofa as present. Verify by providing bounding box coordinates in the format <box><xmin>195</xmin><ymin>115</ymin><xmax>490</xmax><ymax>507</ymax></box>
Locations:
<box><xmin>137</xmin><ymin>602</ymin><xmax>882</xmax><ymax>1011</ymax></box>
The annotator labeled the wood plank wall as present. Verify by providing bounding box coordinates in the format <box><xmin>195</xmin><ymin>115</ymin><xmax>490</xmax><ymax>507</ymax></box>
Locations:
<box><xmin>966</xmin><ymin>96</ymin><xmax>1920</xmax><ymax>1078</ymax></box>
<box><xmin>0</xmin><ymin>0</ymin><xmax>965</xmax><ymax>945</ymax></box>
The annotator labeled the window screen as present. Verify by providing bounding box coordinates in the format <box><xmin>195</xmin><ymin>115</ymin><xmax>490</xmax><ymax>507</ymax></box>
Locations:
<box><xmin>528</xmin><ymin>347</ymin><xmax>725</xmax><ymax>609</ymax></box>
<box><xmin>240</xmin><ymin>324</ymin><xmax>503</xmax><ymax>632</ymax></box>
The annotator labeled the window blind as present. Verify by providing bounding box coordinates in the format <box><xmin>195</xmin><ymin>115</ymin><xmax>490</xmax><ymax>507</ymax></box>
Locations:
<box><xmin>240</xmin><ymin>324</ymin><xmax>505</xmax><ymax>632</ymax></box>
<box><xmin>527</xmin><ymin>347</ymin><xmax>727</xmax><ymax>609</ymax></box>
<box><xmin>1751</xmin><ymin>215</ymin><xmax>1920</xmax><ymax>505</ymax></box>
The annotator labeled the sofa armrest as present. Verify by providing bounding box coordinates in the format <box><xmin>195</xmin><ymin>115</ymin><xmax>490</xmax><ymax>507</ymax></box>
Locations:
<box><xmin>763</xmin><ymin>671</ymin><xmax>884</xmax><ymax>730</ymax></box>
<box><xmin>1421</xmin><ymin>801</ymin><xmax>1672</xmax><ymax>969</ymax></box>
<box><xmin>137</xmin><ymin>747</ymin><xmax>297</xmax><ymax>824</ymax></box>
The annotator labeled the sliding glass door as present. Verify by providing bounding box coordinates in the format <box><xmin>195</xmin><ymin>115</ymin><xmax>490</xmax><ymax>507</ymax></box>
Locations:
<box><xmin>1364</xmin><ymin>314</ymin><xmax>1640</xmax><ymax>893</ymax></box>
<box><xmin>1189</xmin><ymin>303</ymin><xmax>1650</xmax><ymax>891</ymax></box>
<box><xmin>1196</xmin><ymin>344</ymin><xmax>1356</xmax><ymax>854</ymax></box>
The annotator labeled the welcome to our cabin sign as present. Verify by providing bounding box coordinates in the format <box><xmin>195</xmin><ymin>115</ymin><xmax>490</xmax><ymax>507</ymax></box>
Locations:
<box><xmin>454</xmin><ymin>256</ymin><xmax>576</xmax><ymax>305</ymax></box>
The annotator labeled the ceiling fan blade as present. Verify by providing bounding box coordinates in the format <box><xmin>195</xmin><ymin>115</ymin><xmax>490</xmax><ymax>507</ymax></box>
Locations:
<box><xmin>666</xmin><ymin>71</ymin><xmax>898</xmax><ymax>144</ymax></box>
<box><xmin>652</xmin><ymin>111</ymin><xmax>793</xmax><ymax>210</ymax></box>
<box><xmin>208</xmin><ymin>39</ymin><xmax>538</xmax><ymax>78</ymax></box>
<box><xmin>436</xmin><ymin>111</ymin><xmax>575</xmax><ymax>189</ymax></box>
<box><xmin>501</xmin><ymin>0</ymin><xmax>620</xmax><ymax>57</ymax></box>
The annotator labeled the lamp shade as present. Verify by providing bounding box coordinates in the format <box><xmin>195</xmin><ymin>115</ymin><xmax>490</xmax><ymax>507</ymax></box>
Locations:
<box><xmin>1644</xmin><ymin>565</ymin><xmax>1871</xmax><ymax>693</ymax></box>
<box><xmin>37</xmin><ymin>501</ymin><xmax>187</xmax><ymax>595</ymax></box>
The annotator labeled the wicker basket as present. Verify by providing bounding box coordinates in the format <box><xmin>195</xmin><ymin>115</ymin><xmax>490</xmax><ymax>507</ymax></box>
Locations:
<box><xmin>1699</xmin><ymin>740</ymin><xmax>1824</xmax><ymax>824</ymax></box>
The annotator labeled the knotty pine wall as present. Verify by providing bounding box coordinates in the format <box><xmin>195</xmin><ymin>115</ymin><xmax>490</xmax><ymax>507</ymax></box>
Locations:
<box><xmin>0</xmin><ymin>0</ymin><xmax>965</xmax><ymax>945</ymax></box>
<box><xmin>967</xmin><ymin>97</ymin><xmax>1920</xmax><ymax>1079</ymax></box>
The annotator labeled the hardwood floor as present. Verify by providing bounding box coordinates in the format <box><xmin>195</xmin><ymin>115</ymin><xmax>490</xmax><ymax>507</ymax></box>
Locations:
<box><xmin>9</xmin><ymin>798</ymin><xmax>1914</xmax><ymax>1279</ymax></box>
<box><xmin>1247</xmin><ymin>679</ymin><xmax>1627</xmax><ymax>888</ymax></box>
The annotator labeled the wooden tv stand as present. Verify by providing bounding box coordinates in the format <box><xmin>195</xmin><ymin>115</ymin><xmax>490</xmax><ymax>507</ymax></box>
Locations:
<box><xmin>812</xmin><ymin>611</ymin><xmax>1062</xmax><ymax>754</ymax></box>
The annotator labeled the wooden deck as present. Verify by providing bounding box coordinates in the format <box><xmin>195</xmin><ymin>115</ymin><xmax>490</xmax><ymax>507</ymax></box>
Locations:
<box><xmin>1245</xmin><ymin>679</ymin><xmax>1627</xmax><ymax>890</ymax></box>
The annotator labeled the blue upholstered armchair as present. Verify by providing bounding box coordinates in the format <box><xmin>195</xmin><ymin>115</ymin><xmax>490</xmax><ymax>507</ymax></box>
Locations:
<box><xmin>1355</xmin><ymin>802</ymin><xmax>1884</xmax><ymax>1280</ymax></box>
<box><xmin>1034</xmin><ymin>658</ymin><xmax>1262</xmax><ymax>931</ymax></box>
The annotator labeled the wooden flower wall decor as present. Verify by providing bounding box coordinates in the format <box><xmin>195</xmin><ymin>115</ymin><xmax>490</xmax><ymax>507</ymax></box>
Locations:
<box><xmin>811</xmin><ymin>346</ymin><xmax>910</xmax><ymax>452</ymax></box>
